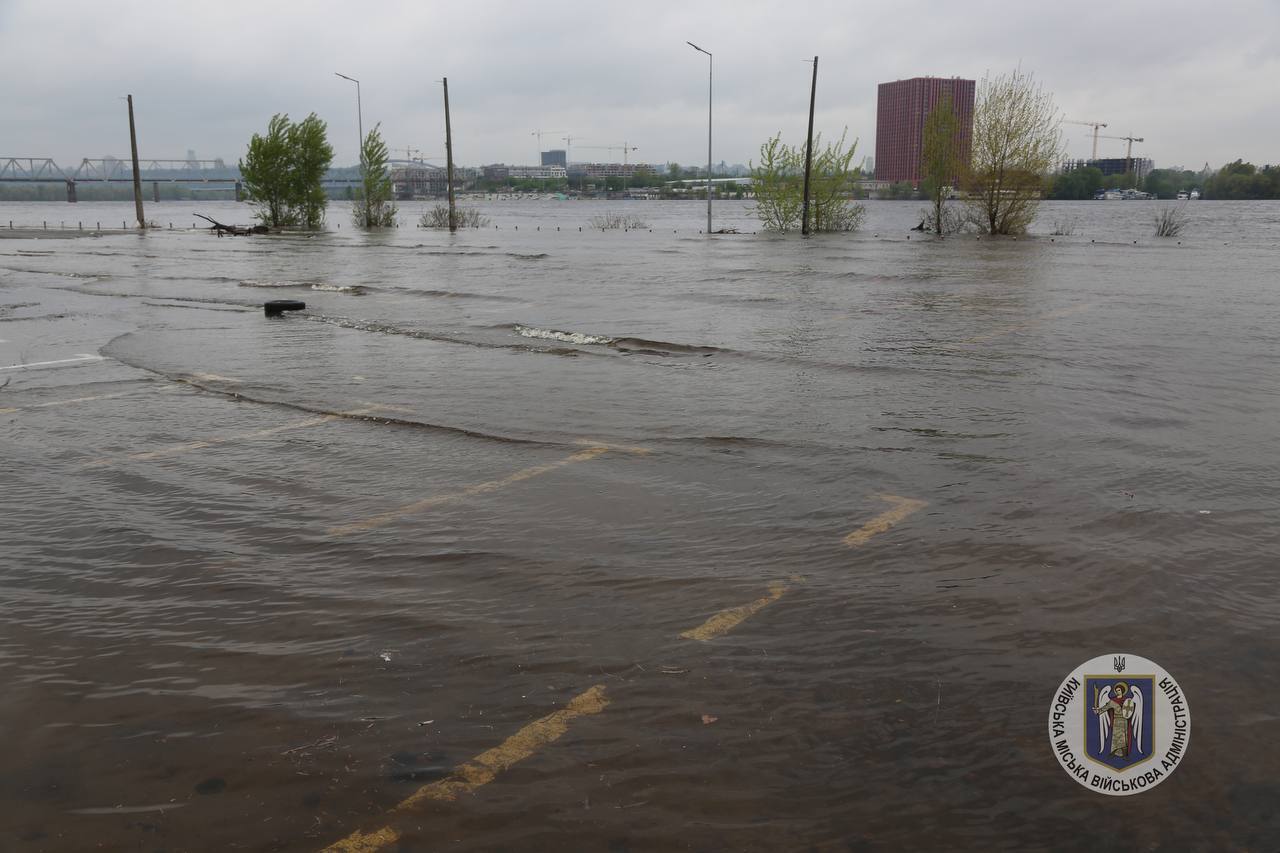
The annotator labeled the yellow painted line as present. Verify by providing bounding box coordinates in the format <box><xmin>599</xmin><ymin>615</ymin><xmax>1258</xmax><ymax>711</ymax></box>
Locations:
<box><xmin>321</xmin><ymin>685</ymin><xmax>609</xmax><ymax>853</ymax></box>
<box><xmin>679</xmin><ymin>580</ymin><xmax>791</xmax><ymax>641</ymax></box>
<box><xmin>330</xmin><ymin>443</ymin><xmax>644</xmax><ymax>536</ymax></box>
<box><xmin>0</xmin><ymin>390</ymin><xmax>135</xmax><ymax>414</ymax></box>
<box><xmin>190</xmin><ymin>372</ymin><xmax>243</xmax><ymax>384</ymax></box>
<box><xmin>82</xmin><ymin>407</ymin><xmax>385</xmax><ymax>469</ymax></box>
<box><xmin>572</xmin><ymin>437</ymin><xmax>653</xmax><ymax>455</ymax></box>
<box><xmin>844</xmin><ymin>494</ymin><xmax>928</xmax><ymax>547</ymax></box>
<box><xmin>960</xmin><ymin>303</ymin><xmax>1095</xmax><ymax>344</ymax></box>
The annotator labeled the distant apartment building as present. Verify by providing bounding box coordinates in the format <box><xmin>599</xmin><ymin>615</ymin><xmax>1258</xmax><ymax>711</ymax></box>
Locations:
<box><xmin>874</xmin><ymin>76</ymin><xmax>975</xmax><ymax>185</ymax></box>
<box><xmin>541</xmin><ymin>149</ymin><xmax>567</xmax><ymax>168</ymax></box>
<box><xmin>1061</xmin><ymin>158</ymin><xmax>1155</xmax><ymax>181</ymax></box>
<box><xmin>482</xmin><ymin>164</ymin><xmax>568</xmax><ymax>180</ymax></box>
<box><xmin>392</xmin><ymin>163</ymin><xmax>447</xmax><ymax>197</ymax></box>
<box><xmin>391</xmin><ymin>164</ymin><xmax>477</xmax><ymax>198</ymax></box>
<box><xmin>566</xmin><ymin>162</ymin><xmax>658</xmax><ymax>178</ymax></box>
<box><xmin>510</xmin><ymin>165</ymin><xmax>568</xmax><ymax>179</ymax></box>
<box><xmin>1088</xmin><ymin>157</ymin><xmax>1155</xmax><ymax>179</ymax></box>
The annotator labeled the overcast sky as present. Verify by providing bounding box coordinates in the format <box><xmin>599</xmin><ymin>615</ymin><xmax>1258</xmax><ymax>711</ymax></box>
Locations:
<box><xmin>3</xmin><ymin>0</ymin><xmax>1277</xmax><ymax>172</ymax></box>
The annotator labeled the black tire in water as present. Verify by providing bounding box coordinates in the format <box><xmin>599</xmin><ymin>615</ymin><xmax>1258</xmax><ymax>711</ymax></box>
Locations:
<box><xmin>264</xmin><ymin>300</ymin><xmax>306</xmax><ymax>317</ymax></box>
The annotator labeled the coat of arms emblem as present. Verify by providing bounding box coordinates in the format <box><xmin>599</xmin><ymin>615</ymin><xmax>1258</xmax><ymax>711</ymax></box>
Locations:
<box><xmin>1086</xmin><ymin>676</ymin><xmax>1154</xmax><ymax>770</ymax></box>
<box><xmin>1048</xmin><ymin>653</ymin><xmax>1191</xmax><ymax>795</ymax></box>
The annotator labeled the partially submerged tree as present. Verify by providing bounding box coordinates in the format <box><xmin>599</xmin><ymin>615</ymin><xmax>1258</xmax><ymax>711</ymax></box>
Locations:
<box><xmin>751</xmin><ymin>134</ymin><xmax>803</xmax><ymax>232</ymax></box>
<box><xmin>352</xmin><ymin>123</ymin><xmax>397</xmax><ymax>228</ymax></box>
<box><xmin>239</xmin><ymin>112</ymin><xmax>334</xmax><ymax>228</ymax></box>
<box><xmin>921</xmin><ymin>92</ymin><xmax>962</xmax><ymax>235</ymax></box>
<box><xmin>751</xmin><ymin>130</ymin><xmax>864</xmax><ymax>232</ymax></box>
<box><xmin>419</xmin><ymin>205</ymin><xmax>489</xmax><ymax>228</ymax></box>
<box><xmin>966</xmin><ymin>68</ymin><xmax>1061</xmax><ymax>235</ymax></box>
<box><xmin>239</xmin><ymin>114</ymin><xmax>294</xmax><ymax>226</ymax></box>
<box><xmin>808</xmin><ymin>130</ymin><xmax>865</xmax><ymax>232</ymax></box>
<box><xmin>288</xmin><ymin>113</ymin><xmax>334</xmax><ymax>228</ymax></box>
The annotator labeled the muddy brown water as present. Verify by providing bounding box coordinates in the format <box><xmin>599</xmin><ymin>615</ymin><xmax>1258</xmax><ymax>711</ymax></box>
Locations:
<box><xmin>2</xmin><ymin>199</ymin><xmax>1279</xmax><ymax>851</ymax></box>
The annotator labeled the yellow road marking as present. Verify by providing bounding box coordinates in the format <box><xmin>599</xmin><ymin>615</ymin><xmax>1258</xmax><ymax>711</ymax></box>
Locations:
<box><xmin>82</xmin><ymin>407</ymin><xmax>385</xmax><ymax>468</ymax></box>
<box><xmin>960</xmin><ymin>303</ymin><xmax>1095</xmax><ymax>344</ymax></box>
<box><xmin>679</xmin><ymin>580</ymin><xmax>791</xmax><ymax>641</ymax></box>
<box><xmin>844</xmin><ymin>494</ymin><xmax>928</xmax><ymax>547</ymax></box>
<box><xmin>321</xmin><ymin>685</ymin><xmax>609</xmax><ymax>853</ymax></box>
<box><xmin>322</xmin><ymin>826</ymin><xmax>400</xmax><ymax>853</ymax></box>
<box><xmin>0</xmin><ymin>390</ymin><xmax>135</xmax><ymax>414</ymax></box>
<box><xmin>330</xmin><ymin>444</ymin><xmax>641</xmax><ymax>535</ymax></box>
<box><xmin>573</xmin><ymin>437</ymin><xmax>653</xmax><ymax>455</ymax></box>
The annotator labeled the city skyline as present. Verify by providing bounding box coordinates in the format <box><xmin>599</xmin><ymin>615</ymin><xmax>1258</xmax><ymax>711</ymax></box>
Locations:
<box><xmin>2</xmin><ymin>0</ymin><xmax>1278</xmax><ymax>171</ymax></box>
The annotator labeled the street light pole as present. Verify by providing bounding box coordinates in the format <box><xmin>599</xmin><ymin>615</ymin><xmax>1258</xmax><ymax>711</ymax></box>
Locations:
<box><xmin>687</xmin><ymin>41</ymin><xmax>712</xmax><ymax>234</ymax></box>
<box><xmin>443</xmin><ymin>77</ymin><xmax>457</xmax><ymax>233</ymax></box>
<box><xmin>126</xmin><ymin>94</ymin><xmax>145</xmax><ymax>229</ymax></box>
<box><xmin>335</xmin><ymin>72</ymin><xmax>366</xmax><ymax>224</ymax></box>
<box><xmin>801</xmin><ymin>56</ymin><xmax>818</xmax><ymax>236</ymax></box>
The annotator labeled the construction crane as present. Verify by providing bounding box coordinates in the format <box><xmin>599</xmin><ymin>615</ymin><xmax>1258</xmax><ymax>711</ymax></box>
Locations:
<box><xmin>572</xmin><ymin>143</ymin><xmax>643</xmax><ymax>191</ymax></box>
<box><xmin>395</xmin><ymin>148</ymin><xmax>442</xmax><ymax>163</ymax></box>
<box><xmin>1065</xmin><ymin>120</ymin><xmax>1108</xmax><ymax>160</ymax></box>
<box><xmin>530</xmin><ymin>129</ymin><xmax>567</xmax><ymax>161</ymax></box>
<box><xmin>560</xmin><ymin>134</ymin><xmax>579</xmax><ymax>164</ymax></box>
<box><xmin>1097</xmin><ymin>134</ymin><xmax>1145</xmax><ymax>174</ymax></box>
<box><xmin>574</xmin><ymin>142</ymin><xmax>640</xmax><ymax>166</ymax></box>
<box><xmin>398</xmin><ymin>148</ymin><xmax>443</xmax><ymax>163</ymax></box>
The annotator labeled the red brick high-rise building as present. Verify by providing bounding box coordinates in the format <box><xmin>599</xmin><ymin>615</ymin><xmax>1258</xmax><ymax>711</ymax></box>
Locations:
<box><xmin>874</xmin><ymin>76</ymin><xmax>975</xmax><ymax>185</ymax></box>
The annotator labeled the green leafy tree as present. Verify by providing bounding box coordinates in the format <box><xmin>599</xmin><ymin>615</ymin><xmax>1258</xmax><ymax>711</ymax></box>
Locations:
<box><xmin>1143</xmin><ymin>169</ymin><xmax>1200</xmax><ymax>199</ymax></box>
<box><xmin>1108</xmin><ymin>170</ymin><xmax>1138</xmax><ymax>190</ymax></box>
<box><xmin>1049</xmin><ymin>166</ymin><xmax>1104</xmax><ymax>199</ymax></box>
<box><xmin>966</xmin><ymin>68</ymin><xmax>1062</xmax><ymax>234</ymax></box>
<box><xmin>1204</xmin><ymin>160</ymin><xmax>1280</xmax><ymax>199</ymax></box>
<box><xmin>921</xmin><ymin>92</ymin><xmax>961</xmax><ymax>234</ymax></box>
<box><xmin>632</xmin><ymin>167</ymin><xmax>657</xmax><ymax>187</ymax></box>
<box><xmin>808</xmin><ymin>129</ymin><xmax>865</xmax><ymax>232</ymax></box>
<box><xmin>239</xmin><ymin>112</ymin><xmax>334</xmax><ymax>228</ymax></box>
<box><xmin>887</xmin><ymin>181</ymin><xmax>915</xmax><ymax>200</ymax></box>
<box><xmin>289</xmin><ymin>113</ymin><xmax>333</xmax><ymax>228</ymax></box>
<box><xmin>352</xmin><ymin>122</ymin><xmax>397</xmax><ymax>227</ymax></box>
<box><xmin>750</xmin><ymin>134</ymin><xmax>802</xmax><ymax>231</ymax></box>
<box><xmin>240</xmin><ymin>114</ymin><xmax>295</xmax><ymax>226</ymax></box>
<box><xmin>750</xmin><ymin>130</ymin><xmax>864</xmax><ymax>232</ymax></box>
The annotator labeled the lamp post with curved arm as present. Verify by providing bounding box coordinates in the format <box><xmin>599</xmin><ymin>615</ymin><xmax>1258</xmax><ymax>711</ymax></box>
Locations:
<box><xmin>687</xmin><ymin>41</ymin><xmax>712</xmax><ymax>234</ymax></box>
<box><xmin>335</xmin><ymin>72</ymin><xmax>367</xmax><ymax>224</ymax></box>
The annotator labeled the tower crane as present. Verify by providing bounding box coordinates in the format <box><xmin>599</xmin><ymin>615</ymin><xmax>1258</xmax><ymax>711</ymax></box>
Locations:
<box><xmin>560</xmin><ymin>135</ymin><xmax>580</xmax><ymax>165</ymax></box>
<box><xmin>395</xmin><ymin>148</ymin><xmax>442</xmax><ymax>164</ymax></box>
<box><xmin>530</xmin><ymin>129</ymin><xmax>567</xmax><ymax>161</ymax></box>
<box><xmin>574</xmin><ymin>142</ymin><xmax>640</xmax><ymax>166</ymax></box>
<box><xmin>1097</xmin><ymin>134</ymin><xmax>1145</xmax><ymax>175</ymax></box>
<box><xmin>573</xmin><ymin>143</ymin><xmax>642</xmax><ymax>190</ymax></box>
<box><xmin>1065</xmin><ymin>120</ymin><xmax>1108</xmax><ymax>160</ymax></box>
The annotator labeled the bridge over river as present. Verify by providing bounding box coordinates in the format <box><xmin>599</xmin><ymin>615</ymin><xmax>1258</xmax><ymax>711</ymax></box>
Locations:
<box><xmin>0</xmin><ymin>157</ymin><xmax>361</xmax><ymax>202</ymax></box>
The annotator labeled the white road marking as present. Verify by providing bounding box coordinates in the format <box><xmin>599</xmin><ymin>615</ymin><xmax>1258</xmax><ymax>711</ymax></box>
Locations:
<box><xmin>0</xmin><ymin>354</ymin><xmax>104</xmax><ymax>372</ymax></box>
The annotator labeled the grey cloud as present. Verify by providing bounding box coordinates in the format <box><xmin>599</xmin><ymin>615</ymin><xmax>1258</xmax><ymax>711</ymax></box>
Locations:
<box><xmin>2</xmin><ymin>0</ymin><xmax>1277</xmax><ymax>170</ymax></box>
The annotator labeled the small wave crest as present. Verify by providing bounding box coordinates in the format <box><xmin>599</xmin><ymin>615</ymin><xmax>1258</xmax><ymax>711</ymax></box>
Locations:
<box><xmin>509</xmin><ymin>324</ymin><xmax>728</xmax><ymax>356</ymax></box>
<box><xmin>240</xmin><ymin>279</ymin><xmax>366</xmax><ymax>294</ymax></box>
<box><xmin>513</xmin><ymin>325</ymin><xmax>616</xmax><ymax>346</ymax></box>
<box><xmin>311</xmin><ymin>283</ymin><xmax>367</xmax><ymax>294</ymax></box>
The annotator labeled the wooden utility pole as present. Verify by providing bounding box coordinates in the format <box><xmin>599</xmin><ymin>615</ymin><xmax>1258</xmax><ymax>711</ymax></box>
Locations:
<box><xmin>443</xmin><ymin>77</ymin><xmax>457</xmax><ymax>233</ymax></box>
<box><xmin>801</xmin><ymin>57</ymin><xmax>818</xmax><ymax>236</ymax></box>
<box><xmin>127</xmin><ymin>94</ymin><xmax>145</xmax><ymax>229</ymax></box>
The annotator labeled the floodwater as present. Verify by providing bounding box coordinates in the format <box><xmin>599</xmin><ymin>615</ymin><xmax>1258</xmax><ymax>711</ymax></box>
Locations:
<box><xmin>1</xmin><ymin>198</ymin><xmax>1278</xmax><ymax>852</ymax></box>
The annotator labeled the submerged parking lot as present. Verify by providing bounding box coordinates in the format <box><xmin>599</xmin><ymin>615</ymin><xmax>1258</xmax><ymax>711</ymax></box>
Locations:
<box><xmin>2</xmin><ymin>200</ymin><xmax>1279</xmax><ymax>851</ymax></box>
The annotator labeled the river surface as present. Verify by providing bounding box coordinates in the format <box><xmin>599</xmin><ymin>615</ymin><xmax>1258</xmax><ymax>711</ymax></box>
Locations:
<box><xmin>1</xmin><ymin>199</ymin><xmax>1278</xmax><ymax>852</ymax></box>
